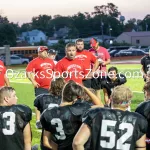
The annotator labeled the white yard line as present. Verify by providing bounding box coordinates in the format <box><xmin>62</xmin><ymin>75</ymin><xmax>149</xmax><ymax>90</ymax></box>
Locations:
<box><xmin>10</xmin><ymin>81</ymin><xmax>31</xmax><ymax>84</ymax></box>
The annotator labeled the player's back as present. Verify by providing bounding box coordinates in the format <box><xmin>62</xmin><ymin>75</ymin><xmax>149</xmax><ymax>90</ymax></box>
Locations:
<box><xmin>135</xmin><ymin>100</ymin><xmax>150</xmax><ymax>148</ymax></box>
<box><xmin>0</xmin><ymin>104</ymin><xmax>32</xmax><ymax>150</ymax></box>
<box><xmin>41</xmin><ymin>101</ymin><xmax>90</xmax><ymax>150</ymax></box>
<box><xmin>34</xmin><ymin>93</ymin><xmax>61</xmax><ymax>113</ymax></box>
<box><xmin>84</xmin><ymin>107</ymin><xmax>147</xmax><ymax>150</ymax></box>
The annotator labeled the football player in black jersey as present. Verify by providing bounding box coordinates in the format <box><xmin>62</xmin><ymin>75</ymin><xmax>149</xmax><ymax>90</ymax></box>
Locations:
<box><xmin>141</xmin><ymin>52</ymin><xmax>150</xmax><ymax>82</ymax></box>
<box><xmin>135</xmin><ymin>81</ymin><xmax>150</xmax><ymax>149</ymax></box>
<box><xmin>34</xmin><ymin>77</ymin><xmax>66</xmax><ymax>150</ymax></box>
<box><xmin>0</xmin><ymin>87</ymin><xmax>32</xmax><ymax>150</ymax></box>
<box><xmin>40</xmin><ymin>80</ymin><xmax>103</xmax><ymax>150</ymax></box>
<box><xmin>73</xmin><ymin>85</ymin><xmax>147</xmax><ymax>150</ymax></box>
<box><xmin>102</xmin><ymin>66</ymin><xmax>126</xmax><ymax>106</ymax></box>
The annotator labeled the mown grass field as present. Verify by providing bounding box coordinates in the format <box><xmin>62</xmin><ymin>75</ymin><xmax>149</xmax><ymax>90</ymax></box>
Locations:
<box><xmin>8</xmin><ymin>64</ymin><xmax>144</xmax><ymax>149</ymax></box>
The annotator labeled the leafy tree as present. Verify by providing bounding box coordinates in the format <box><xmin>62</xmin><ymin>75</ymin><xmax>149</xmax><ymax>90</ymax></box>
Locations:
<box><xmin>92</xmin><ymin>3</ymin><xmax>121</xmax><ymax>18</ymax></box>
<box><xmin>0</xmin><ymin>15</ymin><xmax>9</xmax><ymax>23</ymax></box>
<box><xmin>32</xmin><ymin>14</ymin><xmax>52</xmax><ymax>36</ymax></box>
<box><xmin>140</xmin><ymin>14</ymin><xmax>150</xmax><ymax>31</ymax></box>
<box><xmin>20</xmin><ymin>23</ymin><xmax>32</xmax><ymax>33</ymax></box>
<box><xmin>0</xmin><ymin>23</ymin><xmax>17</xmax><ymax>46</ymax></box>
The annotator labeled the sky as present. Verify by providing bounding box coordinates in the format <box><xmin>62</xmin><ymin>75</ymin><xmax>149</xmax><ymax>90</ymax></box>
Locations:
<box><xmin>1</xmin><ymin>0</ymin><xmax>150</xmax><ymax>25</ymax></box>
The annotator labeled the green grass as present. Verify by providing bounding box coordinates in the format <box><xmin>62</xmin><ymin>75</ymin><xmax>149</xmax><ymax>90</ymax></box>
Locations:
<box><xmin>8</xmin><ymin>64</ymin><xmax>145</xmax><ymax>149</ymax></box>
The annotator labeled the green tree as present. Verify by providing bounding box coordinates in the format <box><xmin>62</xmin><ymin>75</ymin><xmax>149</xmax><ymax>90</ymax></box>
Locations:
<box><xmin>0</xmin><ymin>23</ymin><xmax>17</xmax><ymax>46</ymax></box>
<box><xmin>32</xmin><ymin>15</ymin><xmax>52</xmax><ymax>36</ymax></box>
<box><xmin>20</xmin><ymin>23</ymin><xmax>32</xmax><ymax>33</ymax></box>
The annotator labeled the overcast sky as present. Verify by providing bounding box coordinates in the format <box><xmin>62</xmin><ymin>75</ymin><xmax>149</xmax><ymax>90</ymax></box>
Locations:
<box><xmin>1</xmin><ymin>0</ymin><xmax>150</xmax><ymax>25</ymax></box>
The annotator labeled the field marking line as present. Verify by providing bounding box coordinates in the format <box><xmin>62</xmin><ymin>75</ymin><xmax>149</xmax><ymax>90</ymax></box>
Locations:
<box><xmin>10</xmin><ymin>81</ymin><xmax>31</xmax><ymax>84</ymax></box>
<box><xmin>133</xmin><ymin>91</ymin><xmax>143</xmax><ymax>94</ymax></box>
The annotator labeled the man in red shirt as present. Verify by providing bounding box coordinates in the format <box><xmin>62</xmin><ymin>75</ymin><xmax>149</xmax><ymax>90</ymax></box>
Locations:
<box><xmin>75</xmin><ymin>39</ymin><xmax>99</xmax><ymax>88</ymax></box>
<box><xmin>89</xmin><ymin>38</ymin><xmax>110</xmax><ymax>103</ymax></box>
<box><xmin>0</xmin><ymin>60</ymin><xmax>10</xmax><ymax>87</ymax></box>
<box><xmin>55</xmin><ymin>43</ymin><xmax>89</xmax><ymax>84</ymax></box>
<box><xmin>26</xmin><ymin>46</ymin><xmax>55</xmax><ymax>128</ymax></box>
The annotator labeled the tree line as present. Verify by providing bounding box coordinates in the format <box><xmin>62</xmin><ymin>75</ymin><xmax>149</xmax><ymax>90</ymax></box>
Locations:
<box><xmin>0</xmin><ymin>3</ymin><xmax>150</xmax><ymax>46</ymax></box>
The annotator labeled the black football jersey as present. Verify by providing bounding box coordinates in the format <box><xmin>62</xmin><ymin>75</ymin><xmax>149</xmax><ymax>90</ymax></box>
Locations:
<box><xmin>34</xmin><ymin>93</ymin><xmax>61</xmax><ymax>113</ymax></box>
<box><xmin>83</xmin><ymin>107</ymin><xmax>147</xmax><ymax>150</ymax></box>
<box><xmin>135</xmin><ymin>100</ymin><xmax>150</xmax><ymax>149</ymax></box>
<box><xmin>0</xmin><ymin>104</ymin><xmax>32</xmax><ymax>150</ymax></box>
<box><xmin>102</xmin><ymin>74</ymin><xmax>127</xmax><ymax>97</ymax></box>
<box><xmin>40</xmin><ymin>101</ymin><xmax>91</xmax><ymax>149</ymax></box>
<box><xmin>141</xmin><ymin>55</ymin><xmax>150</xmax><ymax>74</ymax></box>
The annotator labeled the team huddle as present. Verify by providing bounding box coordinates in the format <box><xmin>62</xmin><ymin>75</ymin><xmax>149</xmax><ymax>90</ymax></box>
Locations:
<box><xmin>0</xmin><ymin>38</ymin><xmax>150</xmax><ymax>150</ymax></box>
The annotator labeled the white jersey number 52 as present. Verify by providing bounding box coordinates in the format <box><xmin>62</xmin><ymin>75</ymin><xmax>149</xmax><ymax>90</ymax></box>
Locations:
<box><xmin>101</xmin><ymin>120</ymin><xmax>133</xmax><ymax>150</ymax></box>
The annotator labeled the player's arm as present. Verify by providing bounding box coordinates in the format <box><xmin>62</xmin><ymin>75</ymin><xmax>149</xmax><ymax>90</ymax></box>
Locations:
<box><xmin>141</xmin><ymin>66</ymin><xmax>147</xmax><ymax>78</ymax></box>
<box><xmin>23</xmin><ymin>123</ymin><xmax>32</xmax><ymax>150</ymax></box>
<box><xmin>102</xmin><ymin>50</ymin><xmax>111</xmax><ymax>66</ymax></box>
<box><xmin>26</xmin><ymin>62</ymin><xmax>40</xmax><ymax>88</ymax></box>
<box><xmin>92</xmin><ymin>59</ymin><xmax>99</xmax><ymax>72</ymax></box>
<box><xmin>43</xmin><ymin>130</ymin><xmax>58</xmax><ymax>150</ymax></box>
<box><xmin>82</xmin><ymin>86</ymin><xmax>104</xmax><ymax>107</ymax></box>
<box><xmin>4</xmin><ymin>74</ymin><xmax>10</xmax><ymax>86</ymax></box>
<box><xmin>102</xmin><ymin>58</ymin><xmax>110</xmax><ymax>66</ymax></box>
<box><xmin>136</xmin><ymin>134</ymin><xmax>146</xmax><ymax>150</ymax></box>
<box><xmin>73</xmin><ymin>123</ymin><xmax>91</xmax><ymax>150</ymax></box>
<box><xmin>103</xmin><ymin>88</ymin><xmax>110</xmax><ymax>105</ymax></box>
<box><xmin>26</xmin><ymin>71</ymin><xmax>40</xmax><ymax>88</ymax></box>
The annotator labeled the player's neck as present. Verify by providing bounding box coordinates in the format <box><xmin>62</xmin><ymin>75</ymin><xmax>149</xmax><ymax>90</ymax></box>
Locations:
<box><xmin>60</xmin><ymin>102</ymin><xmax>73</xmax><ymax>106</ymax></box>
<box><xmin>145</xmin><ymin>97</ymin><xmax>150</xmax><ymax>101</ymax></box>
<box><xmin>60</xmin><ymin>99</ymin><xmax>77</xmax><ymax>106</ymax></box>
<box><xmin>0</xmin><ymin>103</ymin><xmax>7</xmax><ymax>106</ymax></box>
<box><xmin>95</xmin><ymin>46</ymin><xmax>100</xmax><ymax>51</ymax></box>
<box><xmin>112</xmin><ymin>107</ymin><xmax>127</xmax><ymax>111</ymax></box>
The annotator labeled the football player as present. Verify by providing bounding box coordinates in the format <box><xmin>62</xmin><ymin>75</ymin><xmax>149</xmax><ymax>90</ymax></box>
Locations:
<box><xmin>102</xmin><ymin>66</ymin><xmax>127</xmax><ymax>106</ymax></box>
<box><xmin>135</xmin><ymin>81</ymin><xmax>150</xmax><ymax>149</ymax></box>
<box><xmin>0</xmin><ymin>87</ymin><xmax>32</xmax><ymax>150</ymax></box>
<box><xmin>40</xmin><ymin>81</ymin><xmax>103</xmax><ymax>150</ymax></box>
<box><xmin>34</xmin><ymin>77</ymin><xmax>66</xmax><ymax>150</ymax></box>
<box><xmin>73</xmin><ymin>85</ymin><xmax>147</xmax><ymax>150</ymax></box>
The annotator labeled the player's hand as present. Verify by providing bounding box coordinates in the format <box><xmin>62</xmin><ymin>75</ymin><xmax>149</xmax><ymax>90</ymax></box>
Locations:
<box><xmin>102</xmin><ymin>61</ymin><xmax>107</xmax><ymax>66</ymax></box>
<box><xmin>32</xmin><ymin>81</ymin><xmax>40</xmax><ymax>88</ymax></box>
<box><xmin>98</xmin><ymin>58</ymin><xmax>104</xmax><ymax>64</ymax></box>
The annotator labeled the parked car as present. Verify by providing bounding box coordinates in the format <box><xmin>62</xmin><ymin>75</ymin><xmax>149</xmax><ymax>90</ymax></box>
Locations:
<box><xmin>16</xmin><ymin>54</ymin><xmax>33</xmax><ymax>61</ymax></box>
<box><xmin>1</xmin><ymin>55</ymin><xmax>29</xmax><ymax>65</ymax></box>
<box><xmin>109</xmin><ymin>50</ymin><xmax>118</xmax><ymax>57</ymax></box>
<box><xmin>115</xmin><ymin>50</ymin><xmax>147</xmax><ymax>57</ymax></box>
<box><xmin>114</xmin><ymin>50</ymin><xmax>132</xmax><ymax>57</ymax></box>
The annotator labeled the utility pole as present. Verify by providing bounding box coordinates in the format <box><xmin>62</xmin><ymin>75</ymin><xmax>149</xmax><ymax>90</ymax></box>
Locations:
<box><xmin>101</xmin><ymin>19</ymin><xmax>104</xmax><ymax>42</ymax></box>
<box><xmin>146</xmin><ymin>23</ymin><xmax>148</xmax><ymax>31</ymax></box>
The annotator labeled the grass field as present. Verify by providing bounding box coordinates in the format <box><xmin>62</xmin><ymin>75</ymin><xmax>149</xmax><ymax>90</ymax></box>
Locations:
<box><xmin>8</xmin><ymin>64</ymin><xmax>144</xmax><ymax>149</ymax></box>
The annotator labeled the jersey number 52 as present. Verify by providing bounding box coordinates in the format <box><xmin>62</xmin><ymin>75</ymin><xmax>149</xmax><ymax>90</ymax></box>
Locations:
<box><xmin>101</xmin><ymin>120</ymin><xmax>133</xmax><ymax>150</ymax></box>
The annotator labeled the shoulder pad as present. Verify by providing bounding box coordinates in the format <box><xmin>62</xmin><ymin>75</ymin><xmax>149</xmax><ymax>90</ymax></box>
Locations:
<box><xmin>136</xmin><ymin>101</ymin><xmax>150</xmax><ymax>119</ymax></box>
<box><xmin>16</xmin><ymin>104</ymin><xmax>32</xmax><ymax>122</ymax></box>
<box><xmin>69</xmin><ymin>102</ymin><xmax>90</xmax><ymax>116</ymax></box>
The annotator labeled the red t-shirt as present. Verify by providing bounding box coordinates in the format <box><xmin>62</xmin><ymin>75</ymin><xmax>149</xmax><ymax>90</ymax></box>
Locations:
<box><xmin>0</xmin><ymin>60</ymin><xmax>6</xmax><ymax>87</ymax></box>
<box><xmin>26</xmin><ymin>57</ymin><xmax>55</xmax><ymax>89</ymax></box>
<box><xmin>55</xmin><ymin>57</ymin><xmax>88</xmax><ymax>84</ymax></box>
<box><xmin>89</xmin><ymin>46</ymin><xmax>110</xmax><ymax>76</ymax></box>
<box><xmin>76</xmin><ymin>50</ymin><xmax>97</xmax><ymax>70</ymax></box>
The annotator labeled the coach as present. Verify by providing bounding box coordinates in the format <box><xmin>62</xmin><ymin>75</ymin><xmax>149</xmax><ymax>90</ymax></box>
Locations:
<box><xmin>75</xmin><ymin>38</ymin><xmax>99</xmax><ymax>88</ymax></box>
<box><xmin>0</xmin><ymin>60</ymin><xmax>10</xmax><ymax>87</ymax></box>
<box><xmin>26</xmin><ymin>46</ymin><xmax>55</xmax><ymax>96</ymax></box>
<box><xmin>89</xmin><ymin>38</ymin><xmax>110</xmax><ymax>100</ymax></box>
<box><xmin>55</xmin><ymin>43</ymin><xmax>89</xmax><ymax>84</ymax></box>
